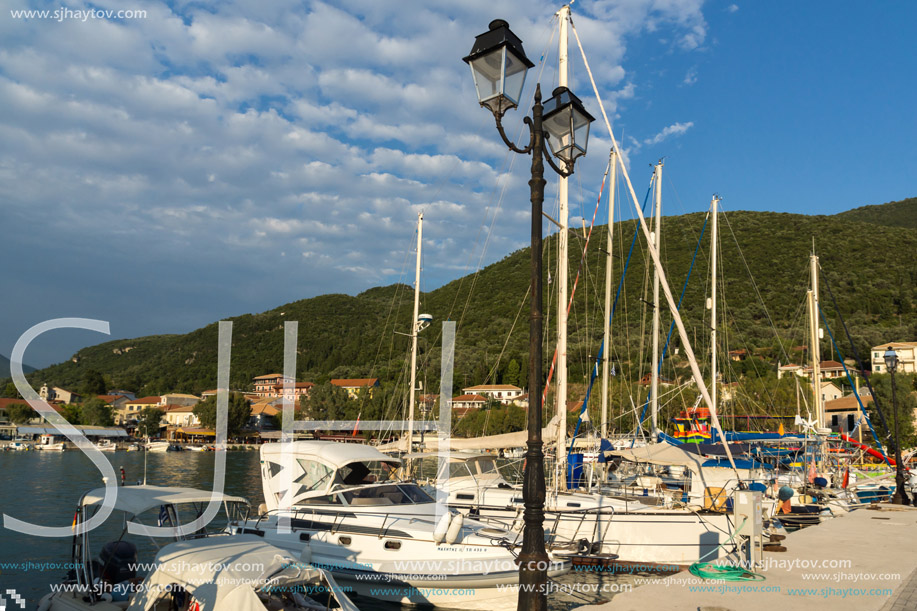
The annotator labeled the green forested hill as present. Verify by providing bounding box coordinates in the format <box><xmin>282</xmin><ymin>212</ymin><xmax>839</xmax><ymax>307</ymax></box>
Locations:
<box><xmin>13</xmin><ymin>198</ymin><xmax>917</xmax><ymax>401</ymax></box>
<box><xmin>835</xmin><ymin>197</ymin><xmax>917</xmax><ymax>229</ymax></box>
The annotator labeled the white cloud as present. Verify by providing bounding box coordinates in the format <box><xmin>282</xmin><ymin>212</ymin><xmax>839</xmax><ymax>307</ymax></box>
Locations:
<box><xmin>643</xmin><ymin>121</ymin><xmax>695</xmax><ymax>146</ymax></box>
<box><xmin>0</xmin><ymin>0</ymin><xmax>711</xmax><ymax>366</ymax></box>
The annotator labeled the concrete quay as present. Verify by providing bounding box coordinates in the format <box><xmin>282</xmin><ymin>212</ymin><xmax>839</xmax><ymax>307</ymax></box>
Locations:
<box><xmin>580</xmin><ymin>504</ymin><xmax>917</xmax><ymax>611</ymax></box>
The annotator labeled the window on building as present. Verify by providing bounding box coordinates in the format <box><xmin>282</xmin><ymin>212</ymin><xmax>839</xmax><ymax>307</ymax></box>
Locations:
<box><xmin>831</xmin><ymin>415</ymin><xmax>838</xmax><ymax>427</ymax></box>
<box><xmin>847</xmin><ymin>414</ymin><xmax>855</xmax><ymax>431</ymax></box>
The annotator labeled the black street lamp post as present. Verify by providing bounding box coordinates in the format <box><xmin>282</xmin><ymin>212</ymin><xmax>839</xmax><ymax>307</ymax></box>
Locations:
<box><xmin>884</xmin><ymin>347</ymin><xmax>911</xmax><ymax>505</ymax></box>
<box><xmin>463</xmin><ymin>19</ymin><xmax>595</xmax><ymax>611</ymax></box>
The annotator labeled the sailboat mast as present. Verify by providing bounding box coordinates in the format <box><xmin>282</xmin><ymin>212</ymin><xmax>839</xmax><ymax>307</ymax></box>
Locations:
<box><xmin>650</xmin><ymin>161</ymin><xmax>662</xmax><ymax>437</ymax></box>
<box><xmin>555</xmin><ymin>4</ymin><xmax>570</xmax><ymax>486</ymax></box>
<box><xmin>710</xmin><ymin>196</ymin><xmax>719</xmax><ymax>416</ymax></box>
<box><xmin>809</xmin><ymin>251</ymin><xmax>822</xmax><ymax>429</ymax></box>
<box><xmin>406</xmin><ymin>212</ymin><xmax>423</xmax><ymax>454</ymax></box>
<box><xmin>600</xmin><ymin>150</ymin><xmax>616</xmax><ymax>439</ymax></box>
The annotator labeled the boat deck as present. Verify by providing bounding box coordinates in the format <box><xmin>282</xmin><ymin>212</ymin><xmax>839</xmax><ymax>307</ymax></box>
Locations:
<box><xmin>579</xmin><ymin>503</ymin><xmax>917</xmax><ymax>611</ymax></box>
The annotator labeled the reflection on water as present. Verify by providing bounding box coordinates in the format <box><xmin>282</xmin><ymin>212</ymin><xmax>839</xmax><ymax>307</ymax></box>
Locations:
<box><xmin>0</xmin><ymin>450</ymin><xmax>637</xmax><ymax>610</ymax></box>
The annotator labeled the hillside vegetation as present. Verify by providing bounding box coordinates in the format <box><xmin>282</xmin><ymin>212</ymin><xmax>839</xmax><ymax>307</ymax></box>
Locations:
<box><xmin>11</xmin><ymin>199</ymin><xmax>917</xmax><ymax>418</ymax></box>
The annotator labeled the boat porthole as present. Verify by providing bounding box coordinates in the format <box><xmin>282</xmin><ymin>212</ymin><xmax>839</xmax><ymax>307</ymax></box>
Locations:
<box><xmin>384</xmin><ymin>540</ymin><xmax>401</xmax><ymax>550</ymax></box>
<box><xmin>338</xmin><ymin>536</ymin><xmax>351</xmax><ymax>546</ymax></box>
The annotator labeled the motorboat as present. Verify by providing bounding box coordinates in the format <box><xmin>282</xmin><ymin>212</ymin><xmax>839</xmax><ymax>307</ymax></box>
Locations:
<box><xmin>94</xmin><ymin>439</ymin><xmax>117</xmax><ymax>452</ymax></box>
<box><xmin>231</xmin><ymin>441</ymin><xmax>568</xmax><ymax>609</ymax></box>
<box><xmin>36</xmin><ymin>434</ymin><xmax>66</xmax><ymax>451</ymax></box>
<box><xmin>125</xmin><ymin>443</ymin><xmax>140</xmax><ymax>452</ymax></box>
<box><xmin>126</xmin><ymin>536</ymin><xmax>358</xmax><ymax>611</ymax></box>
<box><xmin>144</xmin><ymin>441</ymin><xmax>171</xmax><ymax>453</ymax></box>
<box><xmin>38</xmin><ymin>485</ymin><xmax>356</xmax><ymax>611</ymax></box>
<box><xmin>6</xmin><ymin>440</ymin><xmax>30</xmax><ymax>451</ymax></box>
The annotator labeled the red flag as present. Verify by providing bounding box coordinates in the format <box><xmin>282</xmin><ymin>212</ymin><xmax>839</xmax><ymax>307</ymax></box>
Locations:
<box><xmin>842</xmin><ymin>468</ymin><xmax>849</xmax><ymax>489</ymax></box>
<box><xmin>352</xmin><ymin>416</ymin><xmax>360</xmax><ymax>437</ymax></box>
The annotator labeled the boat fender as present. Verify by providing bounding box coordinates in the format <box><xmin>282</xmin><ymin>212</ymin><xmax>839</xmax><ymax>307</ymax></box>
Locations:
<box><xmin>300</xmin><ymin>543</ymin><xmax>313</xmax><ymax>565</ymax></box>
<box><xmin>445</xmin><ymin>513</ymin><xmax>463</xmax><ymax>544</ymax></box>
<box><xmin>37</xmin><ymin>594</ymin><xmax>52</xmax><ymax>611</ymax></box>
<box><xmin>433</xmin><ymin>512</ymin><xmax>452</xmax><ymax>544</ymax></box>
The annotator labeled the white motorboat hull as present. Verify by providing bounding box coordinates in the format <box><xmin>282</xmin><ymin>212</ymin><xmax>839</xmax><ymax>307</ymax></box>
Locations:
<box><xmin>37</xmin><ymin>443</ymin><xmax>66</xmax><ymax>451</ymax></box>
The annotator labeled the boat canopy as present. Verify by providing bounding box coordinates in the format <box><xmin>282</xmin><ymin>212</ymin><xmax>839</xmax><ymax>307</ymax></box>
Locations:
<box><xmin>127</xmin><ymin>535</ymin><xmax>358</xmax><ymax>611</ymax></box>
<box><xmin>382</xmin><ymin>415</ymin><xmax>562</xmax><ymax>452</ymax></box>
<box><xmin>261</xmin><ymin>440</ymin><xmax>401</xmax><ymax>469</ymax></box>
<box><xmin>81</xmin><ymin>485</ymin><xmax>247</xmax><ymax>515</ymax></box>
<box><xmin>610</xmin><ymin>441</ymin><xmax>709</xmax><ymax>471</ymax></box>
<box><xmin>17</xmin><ymin>425</ymin><xmax>129</xmax><ymax>437</ymax></box>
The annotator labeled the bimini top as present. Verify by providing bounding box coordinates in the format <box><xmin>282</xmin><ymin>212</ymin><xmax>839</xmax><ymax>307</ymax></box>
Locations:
<box><xmin>80</xmin><ymin>485</ymin><xmax>247</xmax><ymax>515</ymax></box>
<box><xmin>127</xmin><ymin>535</ymin><xmax>358</xmax><ymax>611</ymax></box>
<box><xmin>260</xmin><ymin>440</ymin><xmax>401</xmax><ymax>469</ymax></box>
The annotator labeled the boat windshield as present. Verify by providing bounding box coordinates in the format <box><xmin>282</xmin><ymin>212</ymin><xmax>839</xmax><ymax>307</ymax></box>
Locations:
<box><xmin>340</xmin><ymin>483</ymin><xmax>433</xmax><ymax>506</ymax></box>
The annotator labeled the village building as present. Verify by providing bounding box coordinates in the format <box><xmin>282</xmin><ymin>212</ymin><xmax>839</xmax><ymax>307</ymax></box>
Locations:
<box><xmin>461</xmin><ymin>384</ymin><xmax>524</xmax><ymax>405</ymax></box>
<box><xmin>38</xmin><ymin>384</ymin><xmax>81</xmax><ymax>404</ymax></box>
<box><xmin>118</xmin><ymin>396</ymin><xmax>162</xmax><ymax>425</ymax></box>
<box><xmin>871</xmin><ymin>341</ymin><xmax>917</xmax><ymax>374</ymax></box>
<box><xmin>330</xmin><ymin>378</ymin><xmax>380</xmax><ymax>399</ymax></box>
<box><xmin>252</xmin><ymin>374</ymin><xmax>290</xmax><ymax>397</ymax></box>
<box><xmin>160</xmin><ymin>393</ymin><xmax>200</xmax><ymax>407</ymax></box>
<box><xmin>825</xmin><ymin>393</ymin><xmax>873</xmax><ymax>435</ymax></box>
<box><xmin>451</xmin><ymin>394</ymin><xmax>486</xmax><ymax>417</ymax></box>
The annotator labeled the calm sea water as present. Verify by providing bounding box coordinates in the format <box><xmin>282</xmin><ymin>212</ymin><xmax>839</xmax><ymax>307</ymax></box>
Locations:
<box><xmin>0</xmin><ymin>450</ymin><xmax>637</xmax><ymax>609</ymax></box>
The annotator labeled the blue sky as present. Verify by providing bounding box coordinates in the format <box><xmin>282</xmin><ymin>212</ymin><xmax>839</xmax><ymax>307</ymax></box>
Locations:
<box><xmin>1</xmin><ymin>0</ymin><xmax>914</xmax><ymax>368</ymax></box>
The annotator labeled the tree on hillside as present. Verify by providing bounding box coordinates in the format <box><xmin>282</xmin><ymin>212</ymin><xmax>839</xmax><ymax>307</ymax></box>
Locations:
<box><xmin>867</xmin><ymin>373</ymin><xmax>917</xmax><ymax>451</ymax></box>
<box><xmin>302</xmin><ymin>384</ymin><xmax>352</xmax><ymax>422</ymax></box>
<box><xmin>81</xmin><ymin>397</ymin><xmax>114</xmax><ymax>427</ymax></box>
<box><xmin>3</xmin><ymin>382</ymin><xmax>21</xmax><ymax>399</ymax></box>
<box><xmin>82</xmin><ymin>369</ymin><xmax>107</xmax><ymax>396</ymax></box>
<box><xmin>136</xmin><ymin>407</ymin><xmax>164</xmax><ymax>438</ymax></box>
<box><xmin>193</xmin><ymin>393</ymin><xmax>251</xmax><ymax>436</ymax></box>
<box><xmin>6</xmin><ymin>403</ymin><xmax>33</xmax><ymax>424</ymax></box>
<box><xmin>58</xmin><ymin>404</ymin><xmax>82</xmax><ymax>424</ymax></box>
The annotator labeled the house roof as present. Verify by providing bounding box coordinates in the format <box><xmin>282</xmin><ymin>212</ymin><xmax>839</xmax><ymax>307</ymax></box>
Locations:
<box><xmin>97</xmin><ymin>394</ymin><xmax>128</xmax><ymax>403</ymax></box>
<box><xmin>453</xmin><ymin>394</ymin><xmax>487</xmax><ymax>403</ymax></box>
<box><xmin>463</xmin><ymin>384</ymin><xmax>522</xmax><ymax>392</ymax></box>
<box><xmin>330</xmin><ymin>378</ymin><xmax>378</xmax><ymax>388</ymax></box>
<box><xmin>127</xmin><ymin>396</ymin><xmax>162</xmax><ymax>405</ymax></box>
<box><xmin>779</xmin><ymin>363</ymin><xmax>801</xmax><ymax>370</ymax></box>
<box><xmin>162</xmin><ymin>404</ymin><xmax>194</xmax><ymax>413</ymax></box>
<box><xmin>566</xmin><ymin>399</ymin><xmax>585</xmax><ymax>413</ymax></box>
<box><xmin>872</xmin><ymin>341</ymin><xmax>917</xmax><ymax>350</ymax></box>
<box><xmin>253</xmin><ymin>374</ymin><xmax>284</xmax><ymax>380</ymax></box>
<box><xmin>0</xmin><ymin>398</ymin><xmax>32</xmax><ymax>410</ymax></box>
<box><xmin>251</xmin><ymin>404</ymin><xmax>280</xmax><ymax>417</ymax></box>
<box><xmin>824</xmin><ymin>394</ymin><xmax>874</xmax><ymax>412</ymax></box>
<box><xmin>802</xmin><ymin>360</ymin><xmax>844</xmax><ymax>371</ymax></box>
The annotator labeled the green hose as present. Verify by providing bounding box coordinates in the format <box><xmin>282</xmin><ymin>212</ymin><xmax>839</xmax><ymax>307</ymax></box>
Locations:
<box><xmin>688</xmin><ymin>517</ymin><xmax>767</xmax><ymax>582</ymax></box>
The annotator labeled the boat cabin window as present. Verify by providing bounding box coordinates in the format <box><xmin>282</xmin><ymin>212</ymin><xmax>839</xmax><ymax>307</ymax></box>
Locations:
<box><xmin>339</xmin><ymin>460</ymin><xmax>400</xmax><ymax>485</ymax></box>
<box><xmin>296</xmin><ymin>459</ymin><xmax>334</xmax><ymax>492</ymax></box>
<box><xmin>341</xmin><ymin>484</ymin><xmax>433</xmax><ymax>506</ymax></box>
<box><xmin>474</xmin><ymin>459</ymin><xmax>500</xmax><ymax>476</ymax></box>
<box><xmin>448</xmin><ymin>462</ymin><xmax>474</xmax><ymax>479</ymax></box>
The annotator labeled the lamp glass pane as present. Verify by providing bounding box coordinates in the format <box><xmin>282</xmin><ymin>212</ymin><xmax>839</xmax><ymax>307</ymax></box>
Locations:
<box><xmin>469</xmin><ymin>49</ymin><xmax>504</xmax><ymax>106</ymax></box>
<box><xmin>543</xmin><ymin>106</ymin><xmax>573</xmax><ymax>161</ymax></box>
<box><xmin>502</xmin><ymin>48</ymin><xmax>528</xmax><ymax>106</ymax></box>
